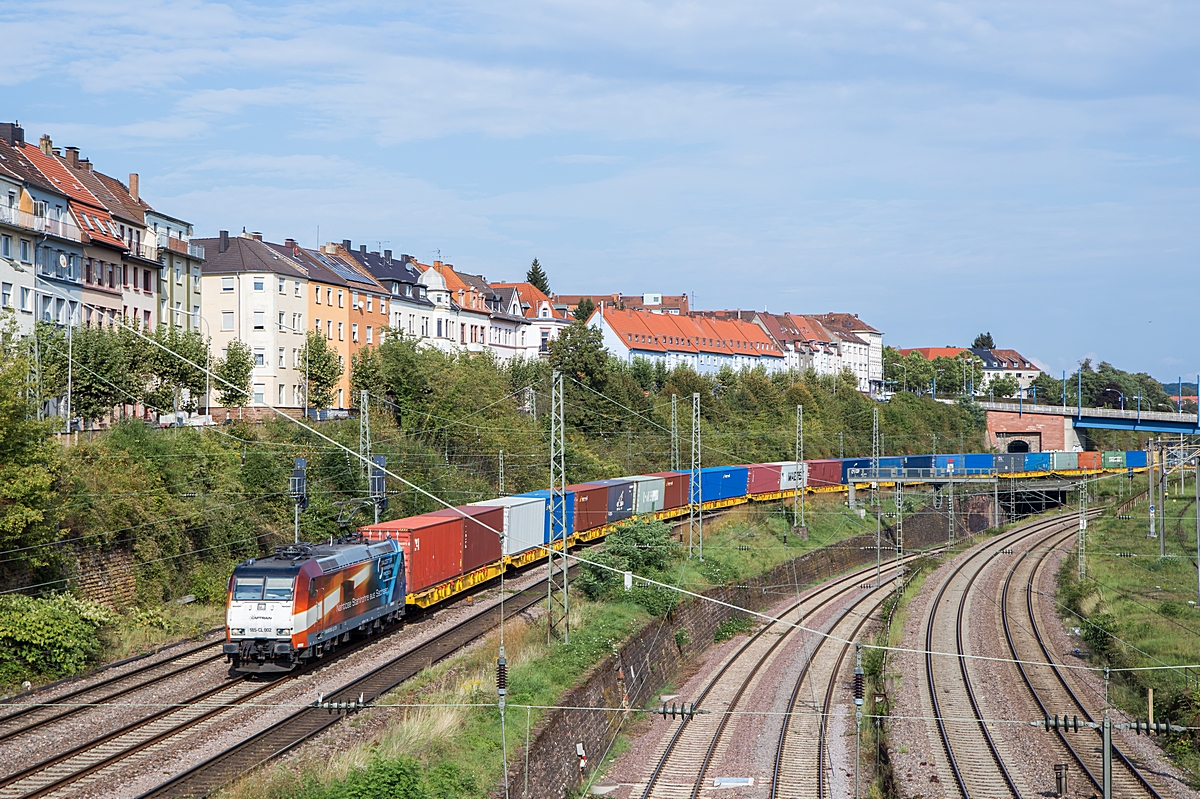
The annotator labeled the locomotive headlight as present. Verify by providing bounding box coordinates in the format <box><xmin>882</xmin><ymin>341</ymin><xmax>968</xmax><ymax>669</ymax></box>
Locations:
<box><xmin>276</xmin><ymin>628</ymin><xmax>292</xmax><ymax>636</ymax></box>
<box><xmin>231</xmin><ymin>628</ymin><xmax>245</xmax><ymax>636</ymax></box>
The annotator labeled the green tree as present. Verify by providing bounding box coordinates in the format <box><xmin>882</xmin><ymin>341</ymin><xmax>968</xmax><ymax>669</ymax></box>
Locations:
<box><xmin>989</xmin><ymin>374</ymin><xmax>1020</xmax><ymax>398</ymax></box>
<box><xmin>143</xmin><ymin>325</ymin><xmax>208</xmax><ymax>413</ymax></box>
<box><xmin>0</xmin><ymin>313</ymin><xmax>61</xmax><ymax>570</ymax></box>
<box><xmin>214</xmin><ymin>339</ymin><xmax>254</xmax><ymax>408</ymax></box>
<box><xmin>573</xmin><ymin>296</ymin><xmax>595</xmax><ymax>322</ymax></box>
<box><xmin>300</xmin><ymin>330</ymin><xmax>344</xmax><ymax>410</ymax></box>
<box><xmin>972</xmin><ymin>332</ymin><xmax>995</xmax><ymax>349</ymax></box>
<box><xmin>350</xmin><ymin>346</ymin><xmax>388</xmax><ymax>406</ymax></box>
<box><xmin>526</xmin><ymin>257</ymin><xmax>550</xmax><ymax>294</ymax></box>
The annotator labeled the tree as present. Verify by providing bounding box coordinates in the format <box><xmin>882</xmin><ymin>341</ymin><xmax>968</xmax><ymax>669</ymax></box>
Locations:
<box><xmin>972</xmin><ymin>332</ymin><xmax>995</xmax><ymax>349</ymax></box>
<box><xmin>300</xmin><ymin>330</ymin><xmax>344</xmax><ymax>410</ymax></box>
<box><xmin>989</xmin><ymin>374</ymin><xmax>1019</xmax><ymax>398</ymax></box>
<box><xmin>526</xmin><ymin>258</ymin><xmax>550</xmax><ymax>294</ymax></box>
<box><xmin>350</xmin><ymin>346</ymin><xmax>388</xmax><ymax>407</ymax></box>
<box><xmin>547</xmin><ymin>321</ymin><xmax>607</xmax><ymax>392</ymax></box>
<box><xmin>214</xmin><ymin>340</ymin><xmax>254</xmax><ymax>408</ymax></box>
<box><xmin>573</xmin><ymin>297</ymin><xmax>595</xmax><ymax>322</ymax></box>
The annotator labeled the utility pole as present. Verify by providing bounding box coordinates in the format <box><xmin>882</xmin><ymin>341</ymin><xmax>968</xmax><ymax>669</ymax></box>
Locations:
<box><xmin>947</xmin><ymin>471</ymin><xmax>955</xmax><ymax>545</ymax></box>
<box><xmin>839</xmin><ymin>430</ymin><xmax>844</xmax><ymax>458</ymax></box>
<box><xmin>1160</xmin><ymin>439</ymin><xmax>1167</xmax><ymax>559</ymax></box>
<box><xmin>370</xmin><ymin>455</ymin><xmax>387</xmax><ymax>525</ymax></box>
<box><xmin>358</xmin><ymin>390</ymin><xmax>370</xmax><ymax>480</ymax></box>
<box><xmin>548</xmin><ymin>371</ymin><xmax>569</xmax><ymax>642</ymax></box>
<box><xmin>498</xmin><ymin>449</ymin><xmax>505</xmax><ymax>495</ymax></box>
<box><xmin>793</xmin><ymin>405</ymin><xmax>805</xmax><ymax>534</ymax></box>
<box><xmin>64</xmin><ymin>320</ymin><xmax>72</xmax><ymax>434</ymax></box>
<box><xmin>689</xmin><ymin>392</ymin><xmax>702</xmax><ymax>560</ymax></box>
<box><xmin>290</xmin><ymin>457</ymin><xmax>308</xmax><ymax>543</ymax></box>
<box><xmin>871</xmin><ymin>407</ymin><xmax>879</xmax><ymax>477</ymax></box>
<box><xmin>1149</xmin><ymin>444</ymin><xmax>1158</xmax><ymax>540</ymax></box>
<box><xmin>671</xmin><ymin>394</ymin><xmax>679</xmax><ymax>472</ymax></box>
<box><xmin>1078</xmin><ymin>480</ymin><xmax>1087</xmax><ymax>581</ymax></box>
<box><xmin>1195</xmin><ymin>454</ymin><xmax>1199</xmax><ymax>606</ymax></box>
<box><xmin>894</xmin><ymin>481</ymin><xmax>904</xmax><ymax>592</ymax></box>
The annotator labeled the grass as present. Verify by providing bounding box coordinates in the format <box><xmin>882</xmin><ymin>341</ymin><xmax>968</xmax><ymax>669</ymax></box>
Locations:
<box><xmin>1057</xmin><ymin>471</ymin><xmax>1200</xmax><ymax>783</ymax></box>
<box><xmin>99</xmin><ymin>601</ymin><xmax>223</xmax><ymax>662</ymax></box>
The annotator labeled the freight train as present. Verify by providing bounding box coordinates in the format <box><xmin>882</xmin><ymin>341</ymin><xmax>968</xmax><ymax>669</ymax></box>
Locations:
<box><xmin>225</xmin><ymin>450</ymin><xmax>1148</xmax><ymax>673</ymax></box>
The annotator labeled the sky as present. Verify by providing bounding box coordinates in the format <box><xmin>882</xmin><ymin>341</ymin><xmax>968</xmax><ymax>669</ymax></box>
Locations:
<box><xmin>3</xmin><ymin>1</ymin><xmax>1198</xmax><ymax>378</ymax></box>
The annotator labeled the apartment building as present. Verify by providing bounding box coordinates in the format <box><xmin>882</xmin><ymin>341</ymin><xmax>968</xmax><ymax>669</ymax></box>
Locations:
<box><xmin>195</xmin><ymin>231</ymin><xmax>309</xmax><ymax>411</ymax></box>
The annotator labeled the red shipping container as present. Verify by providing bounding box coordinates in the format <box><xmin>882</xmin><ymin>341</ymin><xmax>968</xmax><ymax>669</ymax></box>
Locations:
<box><xmin>805</xmin><ymin>459</ymin><xmax>843</xmax><ymax>487</ymax></box>
<box><xmin>745</xmin><ymin>463</ymin><xmax>783</xmax><ymax>495</ymax></box>
<box><xmin>360</xmin><ymin>514</ymin><xmax>464</xmax><ymax>593</ymax></box>
<box><xmin>430</xmin><ymin>505</ymin><xmax>504</xmax><ymax>574</ymax></box>
<box><xmin>566</xmin><ymin>483</ymin><xmax>610</xmax><ymax>532</ymax></box>
<box><xmin>1077</xmin><ymin>451</ymin><xmax>1102</xmax><ymax>471</ymax></box>
<box><xmin>645</xmin><ymin>472</ymin><xmax>690</xmax><ymax>510</ymax></box>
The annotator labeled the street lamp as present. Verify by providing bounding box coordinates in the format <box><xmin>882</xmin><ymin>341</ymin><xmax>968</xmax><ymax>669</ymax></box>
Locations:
<box><xmin>194</xmin><ymin>313</ymin><xmax>211</xmax><ymax>416</ymax></box>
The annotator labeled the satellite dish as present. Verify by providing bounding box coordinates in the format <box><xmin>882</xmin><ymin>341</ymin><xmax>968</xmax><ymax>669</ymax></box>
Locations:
<box><xmin>58</xmin><ymin>253</ymin><xmax>68</xmax><ymax>268</ymax></box>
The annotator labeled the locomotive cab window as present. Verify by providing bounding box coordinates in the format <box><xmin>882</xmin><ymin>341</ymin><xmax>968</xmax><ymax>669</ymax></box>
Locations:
<box><xmin>264</xmin><ymin>577</ymin><xmax>294</xmax><ymax>601</ymax></box>
<box><xmin>233</xmin><ymin>577</ymin><xmax>264</xmax><ymax>601</ymax></box>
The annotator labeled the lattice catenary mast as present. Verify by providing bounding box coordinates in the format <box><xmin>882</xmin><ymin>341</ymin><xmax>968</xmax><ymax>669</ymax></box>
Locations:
<box><xmin>548</xmin><ymin>371</ymin><xmax>569</xmax><ymax>642</ymax></box>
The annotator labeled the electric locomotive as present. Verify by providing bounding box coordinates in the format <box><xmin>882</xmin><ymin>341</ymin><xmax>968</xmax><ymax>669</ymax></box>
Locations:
<box><xmin>224</xmin><ymin>537</ymin><xmax>404</xmax><ymax>674</ymax></box>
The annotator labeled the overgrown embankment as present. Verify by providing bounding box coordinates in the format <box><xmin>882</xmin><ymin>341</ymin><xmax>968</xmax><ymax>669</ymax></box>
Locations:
<box><xmin>1057</xmin><ymin>473</ymin><xmax>1200</xmax><ymax>784</ymax></box>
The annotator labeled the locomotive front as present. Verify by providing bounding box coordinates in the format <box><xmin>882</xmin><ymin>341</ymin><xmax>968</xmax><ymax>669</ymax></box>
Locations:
<box><xmin>224</xmin><ymin>558</ymin><xmax>302</xmax><ymax>673</ymax></box>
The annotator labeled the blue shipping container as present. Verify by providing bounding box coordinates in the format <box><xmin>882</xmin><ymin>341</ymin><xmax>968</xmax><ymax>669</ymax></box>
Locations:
<box><xmin>1125</xmin><ymin>450</ymin><xmax>1148</xmax><ymax>468</ymax></box>
<box><xmin>589</xmin><ymin>479</ymin><xmax>636</xmax><ymax>523</ymax></box>
<box><xmin>517</xmin><ymin>490</ymin><xmax>576</xmax><ymax>543</ymax></box>
<box><xmin>1024</xmin><ymin>453</ymin><xmax>1051</xmax><ymax>472</ymax></box>
<box><xmin>839</xmin><ymin>458</ymin><xmax>872</xmax><ymax>482</ymax></box>
<box><xmin>692</xmin><ymin>466</ymin><xmax>749</xmax><ymax>503</ymax></box>
<box><xmin>904</xmin><ymin>455</ymin><xmax>934</xmax><ymax>470</ymax></box>
<box><xmin>963</xmin><ymin>454</ymin><xmax>994</xmax><ymax>471</ymax></box>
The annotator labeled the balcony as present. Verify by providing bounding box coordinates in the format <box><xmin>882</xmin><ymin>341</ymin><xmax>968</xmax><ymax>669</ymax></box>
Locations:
<box><xmin>157</xmin><ymin>233</ymin><xmax>205</xmax><ymax>261</ymax></box>
<box><xmin>0</xmin><ymin>205</ymin><xmax>81</xmax><ymax>242</ymax></box>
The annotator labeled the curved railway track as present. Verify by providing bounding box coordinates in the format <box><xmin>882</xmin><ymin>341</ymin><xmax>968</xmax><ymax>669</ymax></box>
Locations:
<box><xmin>639</xmin><ymin>554</ymin><xmax>918</xmax><ymax>798</ymax></box>
<box><xmin>1003</xmin><ymin>525</ymin><xmax>1166</xmax><ymax>798</ymax></box>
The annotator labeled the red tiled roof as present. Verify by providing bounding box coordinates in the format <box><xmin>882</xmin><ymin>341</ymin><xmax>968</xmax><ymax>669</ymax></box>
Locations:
<box><xmin>598</xmin><ymin>307</ymin><xmax>782</xmax><ymax>357</ymax></box>
<box><xmin>897</xmin><ymin>347</ymin><xmax>968</xmax><ymax>360</ymax></box>
<box><xmin>491</xmin><ymin>282</ymin><xmax>566</xmax><ymax>320</ymax></box>
<box><xmin>989</xmin><ymin>348</ymin><xmax>1036</xmax><ymax>370</ymax></box>
<box><xmin>20</xmin><ymin>144</ymin><xmax>126</xmax><ymax>250</ymax></box>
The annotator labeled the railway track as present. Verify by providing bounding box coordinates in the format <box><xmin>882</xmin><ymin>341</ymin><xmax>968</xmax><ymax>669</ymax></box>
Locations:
<box><xmin>1004</xmin><ymin>527</ymin><xmax>1166</xmax><ymax>798</ymax></box>
<box><xmin>0</xmin><ymin>638</ymin><xmax>224</xmax><ymax>747</ymax></box>
<box><xmin>638</xmin><ymin>553</ymin><xmax>921</xmax><ymax>798</ymax></box>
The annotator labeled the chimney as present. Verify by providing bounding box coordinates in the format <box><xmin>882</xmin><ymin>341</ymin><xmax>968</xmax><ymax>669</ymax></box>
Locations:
<box><xmin>383</xmin><ymin>249</ymin><xmax>392</xmax><ymax>262</ymax></box>
<box><xmin>285</xmin><ymin>238</ymin><xmax>298</xmax><ymax>248</ymax></box>
<box><xmin>0</xmin><ymin>123</ymin><xmax>24</xmax><ymax>147</ymax></box>
<box><xmin>128</xmin><ymin>173</ymin><xmax>139</xmax><ymax>203</ymax></box>
<box><xmin>342</xmin><ymin>239</ymin><xmax>352</xmax><ymax>251</ymax></box>
<box><xmin>79</xmin><ymin>158</ymin><xmax>92</xmax><ymax>171</ymax></box>
<box><xmin>434</xmin><ymin>260</ymin><xmax>443</xmax><ymax>268</ymax></box>
<box><xmin>219</xmin><ymin>230</ymin><xmax>229</xmax><ymax>253</ymax></box>
<box><xmin>65</xmin><ymin>147</ymin><xmax>79</xmax><ymax>168</ymax></box>
<box><xmin>250</xmin><ymin>231</ymin><xmax>263</xmax><ymax>241</ymax></box>
<box><xmin>38</xmin><ymin>134</ymin><xmax>52</xmax><ymax>155</ymax></box>
<box><xmin>359</xmin><ymin>244</ymin><xmax>367</xmax><ymax>255</ymax></box>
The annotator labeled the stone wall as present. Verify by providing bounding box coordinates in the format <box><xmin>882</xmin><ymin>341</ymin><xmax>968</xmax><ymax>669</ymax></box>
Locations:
<box><xmin>501</xmin><ymin>495</ymin><xmax>991</xmax><ymax>797</ymax></box>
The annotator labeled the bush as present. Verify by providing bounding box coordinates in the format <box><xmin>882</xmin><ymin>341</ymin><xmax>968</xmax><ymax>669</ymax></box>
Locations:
<box><xmin>1082</xmin><ymin>612</ymin><xmax>1119</xmax><ymax>657</ymax></box>
<box><xmin>714</xmin><ymin>615</ymin><xmax>753</xmax><ymax>642</ymax></box>
<box><xmin>0</xmin><ymin>593</ymin><xmax>118</xmax><ymax>687</ymax></box>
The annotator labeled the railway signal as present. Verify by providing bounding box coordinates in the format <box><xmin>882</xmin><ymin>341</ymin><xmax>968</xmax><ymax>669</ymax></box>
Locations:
<box><xmin>370</xmin><ymin>455</ymin><xmax>387</xmax><ymax>523</ymax></box>
<box><xmin>290</xmin><ymin>457</ymin><xmax>308</xmax><ymax>543</ymax></box>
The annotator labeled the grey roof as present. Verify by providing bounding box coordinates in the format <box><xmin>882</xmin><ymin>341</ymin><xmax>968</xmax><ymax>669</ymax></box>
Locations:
<box><xmin>194</xmin><ymin>235</ymin><xmax>308</xmax><ymax>278</ymax></box>
<box><xmin>346</xmin><ymin>247</ymin><xmax>423</xmax><ymax>285</ymax></box>
<box><xmin>970</xmin><ymin>348</ymin><xmax>1002</xmax><ymax>368</ymax></box>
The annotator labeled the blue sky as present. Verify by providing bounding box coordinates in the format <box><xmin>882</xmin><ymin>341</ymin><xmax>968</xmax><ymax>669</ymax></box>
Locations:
<box><xmin>4</xmin><ymin>1</ymin><xmax>1198</xmax><ymax>378</ymax></box>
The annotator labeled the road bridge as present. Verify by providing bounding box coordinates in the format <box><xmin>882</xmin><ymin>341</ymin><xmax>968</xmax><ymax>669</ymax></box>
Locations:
<box><xmin>979</xmin><ymin>400</ymin><xmax>1199</xmax><ymax>452</ymax></box>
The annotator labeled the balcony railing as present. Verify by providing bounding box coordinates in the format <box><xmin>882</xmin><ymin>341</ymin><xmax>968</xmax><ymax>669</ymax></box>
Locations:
<box><xmin>154</xmin><ymin>233</ymin><xmax>205</xmax><ymax>261</ymax></box>
<box><xmin>0</xmin><ymin>205</ymin><xmax>81</xmax><ymax>242</ymax></box>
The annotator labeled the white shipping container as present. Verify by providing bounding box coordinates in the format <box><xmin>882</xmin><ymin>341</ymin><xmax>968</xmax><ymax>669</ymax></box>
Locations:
<box><xmin>628</xmin><ymin>475</ymin><xmax>667</xmax><ymax>515</ymax></box>
<box><xmin>772</xmin><ymin>461</ymin><xmax>808</xmax><ymax>491</ymax></box>
<box><xmin>472</xmin><ymin>495</ymin><xmax>547</xmax><ymax>556</ymax></box>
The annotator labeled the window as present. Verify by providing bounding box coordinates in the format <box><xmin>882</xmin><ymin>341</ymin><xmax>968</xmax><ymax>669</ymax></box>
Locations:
<box><xmin>294</xmin><ymin>281</ymin><xmax>301</xmax><ymax>297</ymax></box>
<box><xmin>19</xmin><ymin>287</ymin><xmax>31</xmax><ymax>313</ymax></box>
<box><xmin>337</xmin><ymin>387</ymin><xmax>343</xmax><ymax>408</ymax></box>
<box><xmin>436</xmin><ymin>319</ymin><xmax>443</xmax><ymax>338</ymax></box>
<box><xmin>337</xmin><ymin>290</ymin><xmax>344</xmax><ymax>308</ymax></box>
<box><xmin>253</xmin><ymin>277</ymin><xmax>264</xmax><ymax>291</ymax></box>
<box><xmin>0</xmin><ymin>283</ymin><xmax>10</xmax><ymax>308</ymax></box>
<box><xmin>326</xmin><ymin>288</ymin><xmax>332</xmax><ymax>305</ymax></box>
<box><xmin>315</xmin><ymin>317</ymin><xmax>321</xmax><ymax>332</ymax></box>
<box><xmin>253</xmin><ymin>383</ymin><xmax>265</xmax><ymax>404</ymax></box>
<box><xmin>351</xmin><ymin>291</ymin><xmax>359</xmax><ymax>309</ymax></box>
<box><xmin>144</xmin><ymin>309</ymin><xmax>151</xmax><ymax>328</ymax></box>
<box><xmin>279</xmin><ymin>311</ymin><xmax>285</xmax><ymax>329</ymax></box>
<box><xmin>326</xmin><ymin>320</ymin><xmax>332</xmax><ymax>338</ymax></box>
<box><xmin>253</xmin><ymin>310</ymin><xmax>265</xmax><ymax>330</ymax></box>
<box><xmin>222</xmin><ymin>277</ymin><xmax>234</xmax><ymax>292</ymax></box>
<box><xmin>314</xmin><ymin>285</ymin><xmax>322</xmax><ymax>304</ymax></box>
<box><xmin>175</xmin><ymin>264</ymin><xmax>182</xmax><ymax>284</ymax></box>
<box><xmin>278</xmin><ymin>384</ymin><xmax>285</xmax><ymax>404</ymax></box>
<box><xmin>367</xmin><ymin>296</ymin><xmax>373</xmax><ymax>312</ymax></box>
<box><xmin>337</xmin><ymin>321</ymin><xmax>344</xmax><ymax>341</ymax></box>
<box><xmin>1</xmin><ymin>236</ymin><xmax>9</xmax><ymax>258</ymax></box>
<box><xmin>19</xmin><ymin>239</ymin><xmax>30</xmax><ymax>263</ymax></box>
<box><xmin>253</xmin><ymin>349</ymin><xmax>265</xmax><ymax>367</ymax></box>
<box><xmin>278</xmin><ymin>277</ymin><xmax>285</xmax><ymax>294</ymax></box>
<box><xmin>233</xmin><ymin>577</ymin><xmax>264</xmax><ymax>602</ymax></box>
<box><xmin>292</xmin><ymin>348</ymin><xmax>299</xmax><ymax>367</ymax></box>
<box><xmin>143</xmin><ymin>270</ymin><xmax>152</xmax><ymax>291</ymax></box>
<box><xmin>278</xmin><ymin>347</ymin><xmax>285</xmax><ymax>367</ymax></box>
<box><xmin>366</xmin><ymin>326</ymin><xmax>373</xmax><ymax>344</ymax></box>
<box><xmin>351</xmin><ymin>323</ymin><xmax>359</xmax><ymax>342</ymax></box>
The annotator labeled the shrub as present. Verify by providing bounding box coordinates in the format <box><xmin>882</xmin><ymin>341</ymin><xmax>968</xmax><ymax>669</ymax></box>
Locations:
<box><xmin>1082</xmin><ymin>612</ymin><xmax>1119</xmax><ymax>657</ymax></box>
<box><xmin>0</xmin><ymin>593</ymin><xmax>118</xmax><ymax>687</ymax></box>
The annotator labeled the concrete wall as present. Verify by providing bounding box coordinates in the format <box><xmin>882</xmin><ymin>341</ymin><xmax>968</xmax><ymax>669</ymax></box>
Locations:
<box><xmin>500</xmin><ymin>495</ymin><xmax>993</xmax><ymax>798</ymax></box>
